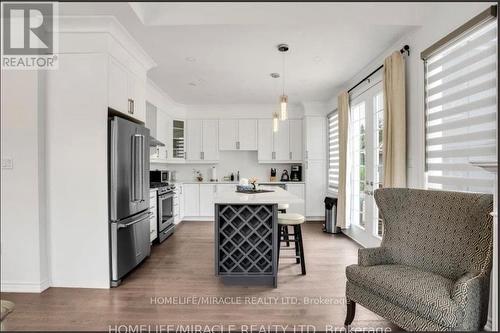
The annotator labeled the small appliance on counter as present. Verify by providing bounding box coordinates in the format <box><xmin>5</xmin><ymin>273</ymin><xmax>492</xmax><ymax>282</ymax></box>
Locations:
<box><xmin>210</xmin><ymin>166</ymin><xmax>217</xmax><ymax>182</ymax></box>
<box><xmin>270</xmin><ymin>168</ymin><xmax>277</xmax><ymax>182</ymax></box>
<box><xmin>280</xmin><ymin>169</ymin><xmax>290</xmax><ymax>181</ymax></box>
<box><xmin>290</xmin><ymin>165</ymin><xmax>302</xmax><ymax>181</ymax></box>
<box><xmin>150</xmin><ymin>170</ymin><xmax>176</xmax><ymax>183</ymax></box>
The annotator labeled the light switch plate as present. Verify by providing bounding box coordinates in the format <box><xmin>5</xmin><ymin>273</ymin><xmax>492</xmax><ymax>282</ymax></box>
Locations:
<box><xmin>1</xmin><ymin>158</ymin><xmax>13</xmax><ymax>169</ymax></box>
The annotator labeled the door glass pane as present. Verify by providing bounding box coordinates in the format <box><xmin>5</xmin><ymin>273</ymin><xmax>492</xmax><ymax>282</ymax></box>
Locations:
<box><xmin>349</xmin><ymin>102</ymin><xmax>366</xmax><ymax>229</ymax></box>
<box><xmin>374</xmin><ymin>92</ymin><xmax>384</xmax><ymax>237</ymax></box>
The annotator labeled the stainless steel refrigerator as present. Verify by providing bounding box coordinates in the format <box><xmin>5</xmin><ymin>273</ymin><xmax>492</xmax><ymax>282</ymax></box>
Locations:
<box><xmin>108</xmin><ymin>115</ymin><xmax>151</xmax><ymax>287</ymax></box>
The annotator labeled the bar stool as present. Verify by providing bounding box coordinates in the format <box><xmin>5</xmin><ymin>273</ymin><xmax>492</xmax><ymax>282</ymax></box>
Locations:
<box><xmin>278</xmin><ymin>204</ymin><xmax>290</xmax><ymax>246</ymax></box>
<box><xmin>277</xmin><ymin>213</ymin><xmax>306</xmax><ymax>275</ymax></box>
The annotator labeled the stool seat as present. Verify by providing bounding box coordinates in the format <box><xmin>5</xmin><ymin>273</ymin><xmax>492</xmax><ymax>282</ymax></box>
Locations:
<box><xmin>278</xmin><ymin>203</ymin><xmax>289</xmax><ymax>210</ymax></box>
<box><xmin>278</xmin><ymin>213</ymin><xmax>305</xmax><ymax>225</ymax></box>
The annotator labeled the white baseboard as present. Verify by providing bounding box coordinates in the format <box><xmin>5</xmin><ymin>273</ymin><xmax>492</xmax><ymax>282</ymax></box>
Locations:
<box><xmin>182</xmin><ymin>217</ymin><xmax>214</xmax><ymax>222</ymax></box>
<box><xmin>1</xmin><ymin>279</ymin><xmax>49</xmax><ymax>293</ymax></box>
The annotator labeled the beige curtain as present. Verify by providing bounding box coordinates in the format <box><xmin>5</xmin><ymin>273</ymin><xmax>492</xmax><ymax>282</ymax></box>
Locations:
<box><xmin>336</xmin><ymin>91</ymin><xmax>349</xmax><ymax>228</ymax></box>
<box><xmin>383</xmin><ymin>51</ymin><xmax>406</xmax><ymax>188</ymax></box>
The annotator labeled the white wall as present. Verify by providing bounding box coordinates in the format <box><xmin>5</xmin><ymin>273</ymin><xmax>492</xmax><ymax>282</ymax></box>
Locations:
<box><xmin>1</xmin><ymin>70</ymin><xmax>49</xmax><ymax>292</ymax></box>
<box><xmin>326</xmin><ymin>2</ymin><xmax>494</xmax><ymax>189</ymax></box>
<box><xmin>45</xmin><ymin>53</ymin><xmax>110</xmax><ymax>289</ymax></box>
<box><xmin>152</xmin><ymin>151</ymin><xmax>296</xmax><ymax>182</ymax></box>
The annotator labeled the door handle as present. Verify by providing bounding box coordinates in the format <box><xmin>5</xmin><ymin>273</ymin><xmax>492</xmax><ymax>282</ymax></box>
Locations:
<box><xmin>289</xmin><ymin>151</ymin><xmax>292</xmax><ymax>160</ymax></box>
<box><xmin>305</xmin><ymin>150</ymin><xmax>308</xmax><ymax>159</ymax></box>
<box><xmin>118</xmin><ymin>212</ymin><xmax>152</xmax><ymax>229</ymax></box>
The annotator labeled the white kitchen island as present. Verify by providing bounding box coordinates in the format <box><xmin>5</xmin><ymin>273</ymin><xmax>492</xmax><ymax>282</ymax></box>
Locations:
<box><xmin>213</xmin><ymin>187</ymin><xmax>303</xmax><ymax>287</ymax></box>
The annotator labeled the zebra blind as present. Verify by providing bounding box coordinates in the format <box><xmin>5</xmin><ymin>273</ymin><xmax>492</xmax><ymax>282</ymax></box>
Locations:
<box><xmin>424</xmin><ymin>19</ymin><xmax>497</xmax><ymax>193</ymax></box>
<box><xmin>328</xmin><ymin>110</ymin><xmax>339</xmax><ymax>192</ymax></box>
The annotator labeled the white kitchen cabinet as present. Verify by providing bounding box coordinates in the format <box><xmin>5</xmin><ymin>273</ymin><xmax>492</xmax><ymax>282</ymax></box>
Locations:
<box><xmin>108</xmin><ymin>56</ymin><xmax>145</xmax><ymax>122</ymax></box>
<box><xmin>174</xmin><ymin>185</ymin><xmax>183</xmax><ymax>224</ymax></box>
<box><xmin>183</xmin><ymin>184</ymin><xmax>200</xmax><ymax>217</ymax></box>
<box><xmin>238</xmin><ymin>119</ymin><xmax>258</xmax><ymax>150</ymax></box>
<box><xmin>286</xmin><ymin>183</ymin><xmax>305</xmax><ymax>216</ymax></box>
<box><xmin>305</xmin><ymin>116</ymin><xmax>326</xmax><ymax>160</ymax></box>
<box><xmin>186</xmin><ymin>120</ymin><xmax>203</xmax><ymax>161</ymax></box>
<box><xmin>186</xmin><ymin>120</ymin><xmax>219</xmax><ymax>162</ymax></box>
<box><xmin>258</xmin><ymin>119</ymin><xmax>302</xmax><ymax>163</ymax></box>
<box><xmin>305</xmin><ymin>160</ymin><xmax>326</xmax><ymax>218</ymax></box>
<box><xmin>108</xmin><ymin>57</ymin><xmax>128</xmax><ymax>114</ymax></box>
<box><xmin>199</xmin><ymin>184</ymin><xmax>217</xmax><ymax>217</ymax></box>
<box><xmin>219</xmin><ymin>119</ymin><xmax>257</xmax><ymax>151</ymax></box>
<box><xmin>219</xmin><ymin>119</ymin><xmax>238</xmax><ymax>150</ymax></box>
<box><xmin>202</xmin><ymin>120</ymin><xmax>219</xmax><ymax>161</ymax></box>
<box><xmin>258</xmin><ymin>119</ymin><xmax>274</xmax><ymax>161</ymax></box>
<box><xmin>289</xmin><ymin>119</ymin><xmax>303</xmax><ymax>161</ymax></box>
<box><xmin>156</xmin><ymin>109</ymin><xmax>171</xmax><ymax>160</ymax></box>
<box><xmin>274</xmin><ymin>119</ymin><xmax>290</xmax><ymax>161</ymax></box>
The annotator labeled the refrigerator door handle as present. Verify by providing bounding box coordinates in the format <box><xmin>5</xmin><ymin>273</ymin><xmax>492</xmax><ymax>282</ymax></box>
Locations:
<box><xmin>117</xmin><ymin>212</ymin><xmax>152</xmax><ymax>229</ymax></box>
<box><xmin>132</xmin><ymin>134</ymin><xmax>144</xmax><ymax>202</ymax></box>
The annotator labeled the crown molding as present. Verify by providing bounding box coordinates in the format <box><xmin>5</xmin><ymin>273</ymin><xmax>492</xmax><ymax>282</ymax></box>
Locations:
<box><xmin>56</xmin><ymin>15</ymin><xmax>157</xmax><ymax>71</ymax></box>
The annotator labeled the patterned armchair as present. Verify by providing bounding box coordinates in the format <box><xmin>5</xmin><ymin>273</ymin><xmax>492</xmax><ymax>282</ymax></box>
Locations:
<box><xmin>345</xmin><ymin>188</ymin><xmax>493</xmax><ymax>331</ymax></box>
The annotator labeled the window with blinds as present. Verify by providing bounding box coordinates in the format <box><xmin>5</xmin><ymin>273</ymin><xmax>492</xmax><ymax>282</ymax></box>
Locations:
<box><xmin>424</xmin><ymin>18</ymin><xmax>497</xmax><ymax>193</ymax></box>
<box><xmin>328</xmin><ymin>110</ymin><xmax>339</xmax><ymax>192</ymax></box>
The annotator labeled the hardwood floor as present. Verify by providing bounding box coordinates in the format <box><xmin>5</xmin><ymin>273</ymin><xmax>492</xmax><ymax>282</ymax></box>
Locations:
<box><xmin>1</xmin><ymin>221</ymin><xmax>398</xmax><ymax>331</ymax></box>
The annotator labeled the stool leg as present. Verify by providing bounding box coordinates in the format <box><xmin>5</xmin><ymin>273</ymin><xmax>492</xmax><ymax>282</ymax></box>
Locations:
<box><xmin>297</xmin><ymin>225</ymin><xmax>306</xmax><ymax>275</ymax></box>
<box><xmin>294</xmin><ymin>226</ymin><xmax>300</xmax><ymax>263</ymax></box>
<box><xmin>277</xmin><ymin>225</ymin><xmax>281</xmax><ymax>268</ymax></box>
<box><xmin>284</xmin><ymin>226</ymin><xmax>290</xmax><ymax>247</ymax></box>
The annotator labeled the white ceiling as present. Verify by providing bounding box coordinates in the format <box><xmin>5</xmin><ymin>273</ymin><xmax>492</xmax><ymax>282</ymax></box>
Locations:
<box><xmin>59</xmin><ymin>3</ymin><xmax>450</xmax><ymax>105</ymax></box>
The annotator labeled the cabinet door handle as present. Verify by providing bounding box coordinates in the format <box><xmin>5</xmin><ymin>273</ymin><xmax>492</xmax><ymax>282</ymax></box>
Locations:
<box><xmin>305</xmin><ymin>150</ymin><xmax>308</xmax><ymax>159</ymax></box>
<box><xmin>200</xmin><ymin>151</ymin><xmax>203</xmax><ymax>160</ymax></box>
<box><xmin>236</xmin><ymin>141</ymin><xmax>240</xmax><ymax>150</ymax></box>
<box><xmin>165</xmin><ymin>150</ymin><xmax>168</xmax><ymax>159</ymax></box>
<box><xmin>289</xmin><ymin>152</ymin><xmax>292</xmax><ymax>160</ymax></box>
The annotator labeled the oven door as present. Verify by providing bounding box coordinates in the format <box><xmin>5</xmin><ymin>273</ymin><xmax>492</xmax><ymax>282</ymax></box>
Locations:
<box><xmin>158</xmin><ymin>191</ymin><xmax>174</xmax><ymax>231</ymax></box>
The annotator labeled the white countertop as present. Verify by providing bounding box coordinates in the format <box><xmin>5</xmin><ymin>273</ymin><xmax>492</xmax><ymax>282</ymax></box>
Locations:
<box><xmin>214</xmin><ymin>186</ymin><xmax>303</xmax><ymax>204</ymax></box>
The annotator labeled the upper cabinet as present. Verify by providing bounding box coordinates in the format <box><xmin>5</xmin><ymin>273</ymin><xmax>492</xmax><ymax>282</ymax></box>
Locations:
<box><xmin>172</xmin><ymin>120</ymin><xmax>185</xmax><ymax>161</ymax></box>
<box><xmin>257</xmin><ymin>119</ymin><xmax>303</xmax><ymax>163</ymax></box>
<box><xmin>304</xmin><ymin>116</ymin><xmax>326</xmax><ymax>160</ymax></box>
<box><xmin>186</xmin><ymin>119</ymin><xmax>219</xmax><ymax>162</ymax></box>
<box><xmin>219</xmin><ymin>119</ymin><xmax>257</xmax><ymax>151</ymax></box>
<box><xmin>108</xmin><ymin>56</ymin><xmax>145</xmax><ymax>123</ymax></box>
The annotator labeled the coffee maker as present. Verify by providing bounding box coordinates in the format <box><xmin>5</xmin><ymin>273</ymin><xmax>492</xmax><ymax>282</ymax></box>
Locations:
<box><xmin>290</xmin><ymin>165</ymin><xmax>302</xmax><ymax>181</ymax></box>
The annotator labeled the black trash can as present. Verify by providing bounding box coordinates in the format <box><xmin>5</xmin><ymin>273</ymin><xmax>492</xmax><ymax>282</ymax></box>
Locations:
<box><xmin>323</xmin><ymin>197</ymin><xmax>340</xmax><ymax>234</ymax></box>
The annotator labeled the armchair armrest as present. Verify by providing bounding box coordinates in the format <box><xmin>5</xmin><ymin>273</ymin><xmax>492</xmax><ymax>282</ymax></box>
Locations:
<box><xmin>452</xmin><ymin>272</ymin><xmax>490</xmax><ymax>330</ymax></box>
<box><xmin>358</xmin><ymin>247</ymin><xmax>391</xmax><ymax>266</ymax></box>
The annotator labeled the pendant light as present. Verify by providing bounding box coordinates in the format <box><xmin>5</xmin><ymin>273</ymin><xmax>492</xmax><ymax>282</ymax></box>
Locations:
<box><xmin>273</xmin><ymin>112</ymin><xmax>279</xmax><ymax>132</ymax></box>
<box><xmin>278</xmin><ymin>43</ymin><xmax>289</xmax><ymax>121</ymax></box>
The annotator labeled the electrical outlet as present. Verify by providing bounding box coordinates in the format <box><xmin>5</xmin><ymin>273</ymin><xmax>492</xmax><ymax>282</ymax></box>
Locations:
<box><xmin>1</xmin><ymin>158</ymin><xmax>13</xmax><ymax>169</ymax></box>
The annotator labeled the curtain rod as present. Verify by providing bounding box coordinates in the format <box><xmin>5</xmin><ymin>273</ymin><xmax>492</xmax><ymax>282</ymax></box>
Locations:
<box><xmin>347</xmin><ymin>45</ymin><xmax>409</xmax><ymax>94</ymax></box>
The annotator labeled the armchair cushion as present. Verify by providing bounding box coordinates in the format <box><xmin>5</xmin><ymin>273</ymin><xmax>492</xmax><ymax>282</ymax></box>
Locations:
<box><xmin>346</xmin><ymin>264</ymin><xmax>462</xmax><ymax>328</ymax></box>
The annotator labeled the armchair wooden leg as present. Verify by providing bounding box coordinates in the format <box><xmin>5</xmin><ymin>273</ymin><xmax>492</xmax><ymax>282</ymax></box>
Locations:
<box><xmin>344</xmin><ymin>298</ymin><xmax>356</xmax><ymax>328</ymax></box>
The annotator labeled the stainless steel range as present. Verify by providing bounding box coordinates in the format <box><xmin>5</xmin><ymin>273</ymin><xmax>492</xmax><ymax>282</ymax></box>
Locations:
<box><xmin>150</xmin><ymin>182</ymin><xmax>176</xmax><ymax>243</ymax></box>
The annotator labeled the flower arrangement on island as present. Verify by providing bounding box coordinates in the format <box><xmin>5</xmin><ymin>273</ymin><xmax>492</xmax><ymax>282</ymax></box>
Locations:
<box><xmin>249</xmin><ymin>177</ymin><xmax>258</xmax><ymax>190</ymax></box>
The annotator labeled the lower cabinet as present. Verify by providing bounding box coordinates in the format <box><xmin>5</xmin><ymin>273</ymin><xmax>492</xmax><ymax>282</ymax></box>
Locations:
<box><xmin>183</xmin><ymin>184</ymin><xmax>200</xmax><ymax>217</ymax></box>
<box><xmin>286</xmin><ymin>184</ymin><xmax>305</xmax><ymax>216</ymax></box>
<box><xmin>182</xmin><ymin>183</ymin><xmax>237</xmax><ymax>219</ymax></box>
<box><xmin>305</xmin><ymin>160</ymin><xmax>326</xmax><ymax>219</ymax></box>
<box><xmin>199</xmin><ymin>184</ymin><xmax>217</xmax><ymax>217</ymax></box>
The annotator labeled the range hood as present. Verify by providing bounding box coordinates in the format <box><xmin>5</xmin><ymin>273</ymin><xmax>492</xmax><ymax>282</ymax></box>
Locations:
<box><xmin>149</xmin><ymin>136</ymin><xmax>165</xmax><ymax>147</ymax></box>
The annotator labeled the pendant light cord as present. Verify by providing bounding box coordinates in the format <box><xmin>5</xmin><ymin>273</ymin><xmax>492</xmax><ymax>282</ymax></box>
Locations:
<box><xmin>282</xmin><ymin>52</ymin><xmax>285</xmax><ymax>96</ymax></box>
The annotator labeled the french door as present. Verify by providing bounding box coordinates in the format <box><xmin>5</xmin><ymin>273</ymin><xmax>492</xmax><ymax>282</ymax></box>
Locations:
<box><xmin>347</xmin><ymin>81</ymin><xmax>384</xmax><ymax>246</ymax></box>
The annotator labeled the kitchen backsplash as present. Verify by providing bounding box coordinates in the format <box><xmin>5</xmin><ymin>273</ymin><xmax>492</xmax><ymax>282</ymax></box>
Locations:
<box><xmin>151</xmin><ymin>151</ymin><xmax>298</xmax><ymax>182</ymax></box>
